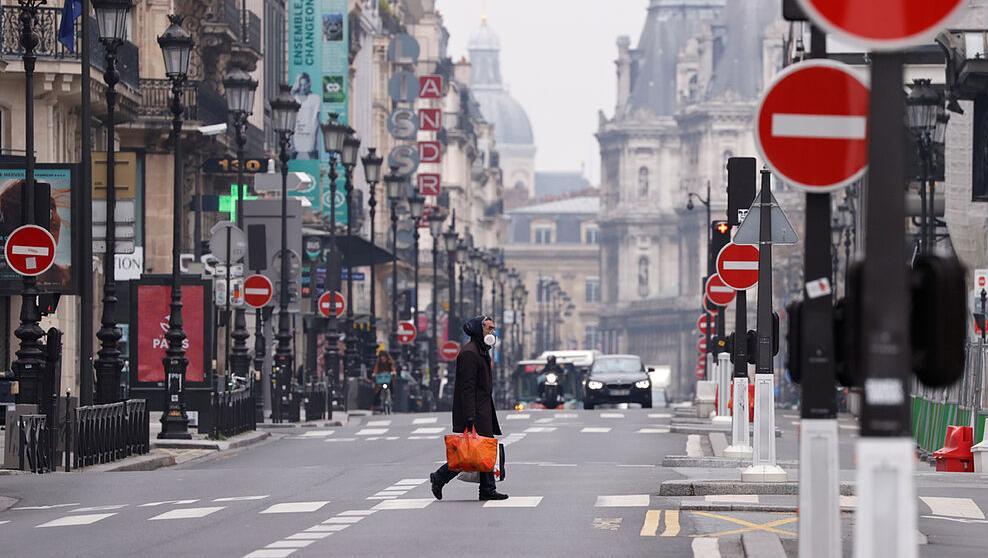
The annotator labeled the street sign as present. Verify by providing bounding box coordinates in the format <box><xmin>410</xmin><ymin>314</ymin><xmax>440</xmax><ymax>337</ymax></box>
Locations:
<box><xmin>717</xmin><ymin>243</ymin><xmax>760</xmax><ymax>291</ymax></box>
<box><xmin>439</xmin><ymin>340</ymin><xmax>460</xmax><ymax>362</ymax></box>
<box><xmin>697</xmin><ymin>337</ymin><xmax>708</xmax><ymax>352</ymax></box>
<box><xmin>705</xmin><ymin>274</ymin><xmax>736</xmax><ymax>307</ymax></box>
<box><xmin>318</xmin><ymin>291</ymin><xmax>346</xmax><ymax>318</ymax></box>
<box><xmin>253</xmin><ymin>171</ymin><xmax>313</xmax><ymax>193</ymax></box>
<box><xmin>733</xmin><ymin>187</ymin><xmax>799</xmax><ymax>246</ymax></box>
<box><xmin>203</xmin><ymin>157</ymin><xmax>267</xmax><ymax>174</ymax></box>
<box><xmin>975</xmin><ymin>269</ymin><xmax>988</xmax><ymax>291</ymax></box>
<box><xmin>697</xmin><ymin>314</ymin><xmax>711</xmax><ymax>335</ymax></box>
<box><xmin>209</xmin><ymin>221</ymin><xmax>248</xmax><ymax>265</ymax></box>
<box><xmin>755</xmin><ymin>59</ymin><xmax>869</xmax><ymax>192</ymax></box>
<box><xmin>5</xmin><ymin>225</ymin><xmax>57</xmax><ymax>277</ymax></box>
<box><xmin>397</xmin><ymin>320</ymin><xmax>417</xmax><ymax>345</ymax></box>
<box><xmin>243</xmin><ymin>274</ymin><xmax>274</xmax><ymax>308</ymax></box>
<box><xmin>796</xmin><ymin>0</ymin><xmax>965</xmax><ymax>51</ymax></box>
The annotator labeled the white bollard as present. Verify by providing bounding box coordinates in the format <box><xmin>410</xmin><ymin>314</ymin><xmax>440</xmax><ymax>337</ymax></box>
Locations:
<box><xmin>854</xmin><ymin>437</ymin><xmax>917</xmax><ymax>558</ymax></box>
<box><xmin>712</xmin><ymin>353</ymin><xmax>732</xmax><ymax>424</ymax></box>
<box><xmin>971</xmin><ymin>417</ymin><xmax>988</xmax><ymax>473</ymax></box>
<box><xmin>799</xmin><ymin>419</ymin><xmax>842</xmax><ymax>558</ymax></box>
<box><xmin>723</xmin><ymin>376</ymin><xmax>752</xmax><ymax>458</ymax></box>
<box><xmin>742</xmin><ymin>373</ymin><xmax>786</xmax><ymax>481</ymax></box>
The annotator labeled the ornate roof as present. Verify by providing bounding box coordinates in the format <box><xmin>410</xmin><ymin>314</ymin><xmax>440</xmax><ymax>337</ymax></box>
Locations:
<box><xmin>468</xmin><ymin>19</ymin><xmax>535</xmax><ymax>147</ymax></box>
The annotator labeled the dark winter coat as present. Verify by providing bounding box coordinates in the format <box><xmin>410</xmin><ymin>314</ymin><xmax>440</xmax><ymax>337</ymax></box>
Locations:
<box><xmin>451</xmin><ymin>339</ymin><xmax>502</xmax><ymax>438</ymax></box>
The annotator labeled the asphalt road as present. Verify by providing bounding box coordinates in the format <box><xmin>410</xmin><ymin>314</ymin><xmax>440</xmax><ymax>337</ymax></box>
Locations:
<box><xmin>3</xmin><ymin>408</ymin><xmax>988</xmax><ymax>558</ymax></box>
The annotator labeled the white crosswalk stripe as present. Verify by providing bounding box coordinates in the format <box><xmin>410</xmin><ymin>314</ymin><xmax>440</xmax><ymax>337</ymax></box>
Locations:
<box><xmin>595</xmin><ymin>495</ymin><xmax>649</xmax><ymax>507</ymax></box>
<box><xmin>322</xmin><ymin>516</ymin><xmax>364</xmax><ymax>524</ymax></box>
<box><xmin>395</xmin><ymin>478</ymin><xmax>428</xmax><ymax>485</ymax></box>
<box><xmin>286</xmin><ymin>532</ymin><xmax>331</xmax><ymax>540</ymax></box>
<box><xmin>504</xmin><ymin>413</ymin><xmax>530</xmax><ymax>420</ymax></box>
<box><xmin>648</xmin><ymin>413</ymin><xmax>672</xmax><ymax>419</ymax></box>
<box><xmin>70</xmin><ymin>505</ymin><xmax>128</xmax><ymax>512</ymax></box>
<box><xmin>298</xmin><ymin>430</ymin><xmax>334</xmax><ymax>438</ymax></box>
<box><xmin>260</xmin><ymin>502</ymin><xmax>330</xmax><ymax>514</ymax></box>
<box><xmin>638</xmin><ymin>427</ymin><xmax>670</xmax><ymax>433</ymax></box>
<box><xmin>524</xmin><ymin>426</ymin><xmax>557</xmax><ymax>433</ymax></box>
<box><xmin>139</xmin><ymin>499</ymin><xmax>198</xmax><ymax>507</ymax></box>
<box><xmin>483</xmin><ymin>496</ymin><xmax>542</xmax><ymax>508</ymax></box>
<box><xmin>214</xmin><ymin>495</ymin><xmax>269</xmax><ymax>502</ymax></box>
<box><xmin>325</xmin><ymin>437</ymin><xmax>357</xmax><ymax>442</ymax></box>
<box><xmin>413</xmin><ymin>417</ymin><xmax>439</xmax><ymax>424</ymax></box>
<box><xmin>149</xmin><ymin>507</ymin><xmax>224</xmax><ymax>520</ymax></box>
<box><xmin>600</xmin><ymin>413</ymin><xmax>625</xmax><ymax>419</ymax></box>
<box><xmin>920</xmin><ymin>496</ymin><xmax>986</xmax><ymax>519</ymax></box>
<box><xmin>373</xmin><ymin>498</ymin><xmax>434</xmax><ymax>510</ymax></box>
<box><xmin>265</xmin><ymin>540</ymin><xmax>313</xmax><ymax>549</ymax></box>
<box><xmin>305</xmin><ymin>524</ymin><xmax>349</xmax><ymax>532</ymax></box>
<box><xmin>36</xmin><ymin>513</ymin><xmax>117</xmax><ymax>528</ymax></box>
<box><xmin>411</xmin><ymin>427</ymin><xmax>444</xmax><ymax>434</ymax></box>
<box><xmin>356</xmin><ymin>428</ymin><xmax>389</xmax><ymax>436</ymax></box>
<box><xmin>581</xmin><ymin>427</ymin><xmax>611</xmax><ymax>433</ymax></box>
<box><xmin>366</xmin><ymin>420</ymin><xmax>392</xmax><ymax>426</ymax></box>
<box><xmin>244</xmin><ymin>550</ymin><xmax>296</xmax><ymax>558</ymax></box>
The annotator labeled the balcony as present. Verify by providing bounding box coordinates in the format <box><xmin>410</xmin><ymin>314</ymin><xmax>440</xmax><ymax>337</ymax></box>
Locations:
<box><xmin>139</xmin><ymin>79</ymin><xmax>202</xmax><ymax>122</ymax></box>
<box><xmin>200</xmin><ymin>0</ymin><xmax>262</xmax><ymax>68</ymax></box>
<box><xmin>0</xmin><ymin>8</ymin><xmax>139</xmax><ymax>91</ymax></box>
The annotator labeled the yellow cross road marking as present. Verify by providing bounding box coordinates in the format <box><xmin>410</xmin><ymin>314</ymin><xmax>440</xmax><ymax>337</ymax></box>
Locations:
<box><xmin>661</xmin><ymin>510</ymin><xmax>680</xmax><ymax>537</ymax></box>
<box><xmin>690</xmin><ymin>511</ymin><xmax>798</xmax><ymax>538</ymax></box>
<box><xmin>640</xmin><ymin>510</ymin><xmax>661</xmax><ymax>536</ymax></box>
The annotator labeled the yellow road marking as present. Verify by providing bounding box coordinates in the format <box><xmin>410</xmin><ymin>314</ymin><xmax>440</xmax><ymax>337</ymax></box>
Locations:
<box><xmin>660</xmin><ymin>510</ymin><xmax>680</xmax><ymax>537</ymax></box>
<box><xmin>640</xmin><ymin>510</ymin><xmax>661</xmax><ymax>536</ymax></box>
<box><xmin>690</xmin><ymin>511</ymin><xmax>798</xmax><ymax>538</ymax></box>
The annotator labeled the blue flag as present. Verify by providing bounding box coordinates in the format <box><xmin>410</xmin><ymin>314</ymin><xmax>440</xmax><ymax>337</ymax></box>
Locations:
<box><xmin>57</xmin><ymin>0</ymin><xmax>82</xmax><ymax>53</ymax></box>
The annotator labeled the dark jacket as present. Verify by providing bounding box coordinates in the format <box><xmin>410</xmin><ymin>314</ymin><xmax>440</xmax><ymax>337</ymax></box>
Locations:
<box><xmin>451</xmin><ymin>339</ymin><xmax>501</xmax><ymax>437</ymax></box>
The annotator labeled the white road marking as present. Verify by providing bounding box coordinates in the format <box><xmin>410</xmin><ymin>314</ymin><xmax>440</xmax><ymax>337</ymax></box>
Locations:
<box><xmin>524</xmin><ymin>427</ymin><xmax>557</xmax><ymax>433</ymax></box>
<box><xmin>639</xmin><ymin>427</ymin><xmax>670</xmax><ymax>434</ymax></box>
<box><xmin>505</xmin><ymin>413</ymin><xmax>530</xmax><ymax>420</ymax></box>
<box><xmin>265</xmin><ymin>541</ymin><xmax>314</xmax><ymax>549</ymax></box>
<box><xmin>149</xmin><ymin>507</ymin><xmax>224</xmax><ymax>520</ymax></box>
<box><xmin>686</xmin><ymin>434</ymin><xmax>703</xmax><ymax>457</ymax></box>
<box><xmin>384</xmin><ymin>436</ymin><xmax>399</xmax><ymax>440</ymax></box>
<box><xmin>692</xmin><ymin>537</ymin><xmax>722</xmax><ymax>558</ymax></box>
<box><xmin>921</xmin><ymin>515</ymin><xmax>988</xmax><ymax>524</ymax></box>
<box><xmin>408</xmin><ymin>435</ymin><xmax>440</xmax><ymax>440</ymax></box>
<box><xmin>36</xmin><ymin>513</ymin><xmax>116</xmax><ymax>527</ymax></box>
<box><xmin>214</xmin><ymin>495</ymin><xmax>269</xmax><ymax>502</ymax></box>
<box><xmin>373</xmin><ymin>498</ymin><xmax>434</xmax><ymax>510</ymax></box>
<box><xmin>366</xmin><ymin>496</ymin><xmax>397</xmax><ymax>500</ymax></box>
<box><xmin>600</xmin><ymin>413</ymin><xmax>624</xmax><ymax>419</ymax></box>
<box><xmin>411</xmin><ymin>427</ymin><xmax>444</xmax><ymax>435</ymax></box>
<box><xmin>139</xmin><ymin>499</ymin><xmax>198</xmax><ymax>507</ymax></box>
<box><xmin>618</xmin><ymin>464</ymin><xmax>655</xmax><ymax>468</ymax></box>
<box><xmin>772</xmin><ymin>113</ymin><xmax>867</xmax><ymax>140</ymax></box>
<box><xmin>325</xmin><ymin>437</ymin><xmax>357</xmax><ymax>442</ymax></box>
<box><xmin>594</xmin><ymin>517</ymin><xmax>623</xmax><ymax>530</ymax></box>
<box><xmin>595</xmin><ymin>494</ymin><xmax>650</xmax><ymax>507</ymax></box>
<box><xmin>385</xmin><ymin>485</ymin><xmax>414</xmax><ymax>491</ymax></box>
<box><xmin>395</xmin><ymin>478</ymin><xmax>428</xmax><ymax>486</ymax></box>
<box><xmin>374</xmin><ymin>491</ymin><xmax>408</xmax><ymax>497</ymax></box>
<box><xmin>306</xmin><ymin>524</ymin><xmax>350</xmax><ymax>532</ymax></box>
<box><xmin>366</xmin><ymin>420</ymin><xmax>392</xmax><ymax>426</ymax></box>
<box><xmin>260</xmin><ymin>502</ymin><xmax>330</xmax><ymax>514</ymax></box>
<box><xmin>920</xmin><ymin>497</ymin><xmax>986</xmax><ymax>519</ymax></box>
<box><xmin>581</xmin><ymin>427</ymin><xmax>612</xmax><ymax>433</ymax></box>
<box><xmin>413</xmin><ymin>417</ymin><xmax>439</xmax><ymax>424</ymax></box>
<box><xmin>356</xmin><ymin>428</ymin><xmax>388</xmax><ymax>436</ymax></box>
<box><xmin>15</xmin><ymin>503</ymin><xmax>80</xmax><ymax>510</ymax></box>
<box><xmin>338</xmin><ymin>510</ymin><xmax>377</xmax><ymax>516</ymax></box>
<box><xmin>0</xmin><ymin>520</ymin><xmax>9</xmax><ymax>525</ymax></box>
<box><xmin>286</xmin><ymin>532</ymin><xmax>332</xmax><ymax>540</ymax></box>
<box><xmin>299</xmin><ymin>430</ymin><xmax>334</xmax><ymax>438</ymax></box>
<box><xmin>322</xmin><ymin>517</ymin><xmax>364</xmax><ymax>524</ymax></box>
<box><xmin>705</xmin><ymin>495</ymin><xmax>759</xmax><ymax>504</ymax></box>
<box><xmin>535</xmin><ymin>417</ymin><xmax>554</xmax><ymax>424</ymax></box>
<box><xmin>484</xmin><ymin>496</ymin><xmax>542</xmax><ymax>508</ymax></box>
<box><xmin>70</xmin><ymin>505</ymin><xmax>128</xmax><ymax>512</ymax></box>
<box><xmin>648</xmin><ymin>413</ymin><xmax>672</xmax><ymax>419</ymax></box>
<box><xmin>244</xmin><ymin>550</ymin><xmax>296</xmax><ymax>558</ymax></box>
<box><xmin>556</xmin><ymin>413</ymin><xmax>578</xmax><ymax>418</ymax></box>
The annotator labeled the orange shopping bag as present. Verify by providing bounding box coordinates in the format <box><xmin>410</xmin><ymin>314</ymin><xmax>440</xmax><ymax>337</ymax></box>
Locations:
<box><xmin>444</xmin><ymin>426</ymin><xmax>498</xmax><ymax>473</ymax></box>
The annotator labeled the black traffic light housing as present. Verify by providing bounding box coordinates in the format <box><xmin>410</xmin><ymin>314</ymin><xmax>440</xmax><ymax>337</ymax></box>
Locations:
<box><xmin>910</xmin><ymin>255</ymin><xmax>966</xmax><ymax>387</ymax></box>
<box><xmin>786</xmin><ymin>300</ymin><xmax>802</xmax><ymax>383</ymax></box>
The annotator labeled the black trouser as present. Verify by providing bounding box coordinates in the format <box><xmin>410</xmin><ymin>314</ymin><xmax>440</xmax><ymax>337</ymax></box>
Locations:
<box><xmin>432</xmin><ymin>463</ymin><xmax>496</xmax><ymax>493</ymax></box>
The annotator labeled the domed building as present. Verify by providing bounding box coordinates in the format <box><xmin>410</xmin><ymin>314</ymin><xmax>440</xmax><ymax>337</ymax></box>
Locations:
<box><xmin>468</xmin><ymin>18</ymin><xmax>537</xmax><ymax>202</ymax></box>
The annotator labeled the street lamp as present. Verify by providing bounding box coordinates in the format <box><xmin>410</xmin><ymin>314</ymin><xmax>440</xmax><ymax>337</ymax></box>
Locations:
<box><xmin>222</xmin><ymin>62</ymin><xmax>258</xmax><ymax>393</ymax></box>
<box><xmin>319</xmin><ymin>113</ymin><xmax>348</xmax><ymax>393</ymax></box>
<box><xmin>428</xmin><ymin>210</ymin><xmax>447</xmax><ymax>402</ymax></box>
<box><xmin>687</xmin><ymin>181</ymin><xmax>713</xmax><ymax>271</ymax></box>
<box><xmin>341</xmin><ymin>130</ymin><xmax>361</xmax><ymax>379</ymax></box>
<box><xmin>91</xmin><ymin>0</ymin><xmax>133</xmax><ymax>404</ymax></box>
<box><xmin>456</xmin><ymin>238</ymin><xmax>468</xmax><ymax>322</ymax></box>
<box><xmin>270</xmin><ymin>83</ymin><xmax>300</xmax><ymax>422</ymax></box>
<box><xmin>360</xmin><ymin>147</ymin><xmax>384</xmax><ymax>369</ymax></box>
<box><xmin>445</xmin><ymin>221</ymin><xmax>460</xmax><ymax>338</ymax></box>
<box><xmin>408</xmin><ymin>193</ymin><xmax>426</xmax><ymax>382</ymax></box>
<box><xmin>906</xmin><ymin>79</ymin><xmax>947</xmax><ymax>256</ymax></box>
<box><xmin>385</xmin><ymin>167</ymin><xmax>405</xmax><ymax>355</ymax></box>
<box><xmin>157</xmin><ymin>15</ymin><xmax>194</xmax><ymax>439</ymax></box>
<box><xmin>470</xmin><ymin>248</ymin><xmax>484</xmax><ymax>313</ymax></box>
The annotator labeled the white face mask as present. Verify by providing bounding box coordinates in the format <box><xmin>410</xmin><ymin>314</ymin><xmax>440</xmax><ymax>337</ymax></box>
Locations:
<box><xmin>484</xmin><ymin>334</ymin><xmax>497</xmax><ymax>347</ymax></box>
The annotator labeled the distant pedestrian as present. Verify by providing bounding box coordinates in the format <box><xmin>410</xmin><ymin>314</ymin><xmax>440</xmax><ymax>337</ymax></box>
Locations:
<box><xmin>430</xmin><ymin>315</ymin><xmax>508</xmax><ymax>501</ymax></box>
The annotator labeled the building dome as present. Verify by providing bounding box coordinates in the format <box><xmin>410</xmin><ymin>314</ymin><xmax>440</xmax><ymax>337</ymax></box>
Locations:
<box><xmin>468</xmin><ymin>18</ymin><xmax>500</xmax><ymax>51</ymax></box>
<box><xmin>472</xmin><ymin>90</ymin><xmax>535</xmax><ymax>145</ymax></box>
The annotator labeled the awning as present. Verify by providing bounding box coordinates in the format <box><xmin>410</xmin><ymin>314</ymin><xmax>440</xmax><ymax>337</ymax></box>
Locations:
<box><xmin>301</xmin><ymin>228</ymin><xmax>396</xmax><ymax>267</ymax></box>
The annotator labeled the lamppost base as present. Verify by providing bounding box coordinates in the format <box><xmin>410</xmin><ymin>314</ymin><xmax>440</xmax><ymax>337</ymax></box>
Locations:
<box><xmin>158</xmin><ymin>410</ymin><xmax>192</xmax><ymax>440</ymax></box>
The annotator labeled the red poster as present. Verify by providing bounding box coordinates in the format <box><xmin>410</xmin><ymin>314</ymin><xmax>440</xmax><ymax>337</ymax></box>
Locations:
<box><xmin>136</xmin><ymin>284</ymin><xmax>206</xmax><ymax>383</ymax></box>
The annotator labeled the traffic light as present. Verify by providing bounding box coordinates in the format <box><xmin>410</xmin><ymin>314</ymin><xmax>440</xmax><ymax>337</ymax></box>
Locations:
<box><xmin>710</xmin><ymin>220</ymin><xmax>731</xmax><ymax>274</ymax></box>
<box><xmin>910</xmin><ymin>255</ymin><xmax>966</xmax><ymax>387</ymax></box>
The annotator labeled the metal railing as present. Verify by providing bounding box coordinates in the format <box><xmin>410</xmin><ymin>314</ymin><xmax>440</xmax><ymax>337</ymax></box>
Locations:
<box><xmin>211</xmin><ymin>387</ymin><xmax>255</xmax><ymax>439</ymax></box>
<box><xmin>18</xmin><ymin>414</ymin><xmax>51</xmax><ymax>474</ymax></box>
<box><xmin>304</xmin><ymin>382</ymin><xmax>329</xmax><ymax>421</ymax></box>
<box><xmin>139</xmin><ymin>78</ymin><xmax>201</xmax><ymax>121</ymax></box>
<box><xmin>73</xmin><ymin>399</ymin><xmax>150</xmax><ymax>469</ymax></box>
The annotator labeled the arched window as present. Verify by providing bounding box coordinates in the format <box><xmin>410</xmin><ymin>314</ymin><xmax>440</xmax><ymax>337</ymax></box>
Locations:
<box><xmin>638</xmin><ymin>256</ymin><xmax>649</xmax><ymax>298</ymax></box>
<box><xmin>638</xmin><ymin>167</ymin><xmax>649</xmax><ymax>197</ymax></box>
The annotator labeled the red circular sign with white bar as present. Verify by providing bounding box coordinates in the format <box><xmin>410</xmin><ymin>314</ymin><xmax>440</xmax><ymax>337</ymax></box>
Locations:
<box><xmin>756</xmin><ymin>59</ymin><xmax>869</xmax><ymax>192</ymax></box>
<box><xmin>243</xmin><ymin>274</ymin><xmax>274</xmax><ymax>308</ymax></box>
<box><xmin>697</xmin><ymin>337</ymin><xmax>708</xmax><ymax>352</ymax></box>
<box><xmin>439</xmin><ymin>340</ymin><xmax>460</xmax><ymax>362</ymax></box>
<box><xmin>318</xmin><ymin>291</ymin><xmax>346</xmax><ymax>318</ymax></box>
<box><xmin>705</xmin><ymin>274</ymin><xmax>736</xmax><ymax>307</ymax></box>
<box><xmin>717</xmin><ymin>243</ymin><xmax>760</xmax><ymax>291</ymax></box>
<box><xmin>4</xmin><ymin>225</ymin><xmax>56</xmax><ymax>277</ymax></box>
<box><xmin>797</xmin><ymin>0</ymin><xmax>965</xmax><ymax>51</ymax></box>
<box><xmin>697</xmin><ymin>314</ymin><xmax>711</xmax><ymax>335</ymax></box>
<box><xmin>397</xmin><ymin>320</ymin><xmax>417</xmax><ymax>345</ymax></box>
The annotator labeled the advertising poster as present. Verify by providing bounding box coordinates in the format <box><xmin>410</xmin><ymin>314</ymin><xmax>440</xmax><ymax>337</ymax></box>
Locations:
<box><xmin>288</xmin><ymin>0</ymin><xmax>349</xmax><ymax>224</ymax></box>
<box><xmin>0</xmin><ymin>164</ymin><xmax>77</xmax><ymax>294</ymax></box>
<box><xmin>135</xmin><ymin>284</ymin><xmax>206</xmax><ymax>383</ymax></box>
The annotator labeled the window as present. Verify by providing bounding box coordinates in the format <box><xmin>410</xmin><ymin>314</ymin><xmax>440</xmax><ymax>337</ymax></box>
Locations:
<box><xmin>584</xmin><ymin>324</ymin><xmax>601</xmax><ymax>351</ymax></box>
<box><xmin>638</xmin><ymin>167</ymin><xmax>649</xmax><ymax>197</ymax></box>
<box><xmin>534</xmin><ymin>224</ymin><xmax>553</xmax><ymax>244</ymax></box>
<box><xmin>585</xmin><ymin>276</ymin><xmax>600</xmax><ymax>303</ymax></box>
<box><xmin>585</xmin><ymin>225</ymin><xmax>599</xmax><ymax>245</ymax></box>
<box><xmin>638</xmin><ymin>256</ymin><xmax>650</xmax><ymax>298</ymax></box>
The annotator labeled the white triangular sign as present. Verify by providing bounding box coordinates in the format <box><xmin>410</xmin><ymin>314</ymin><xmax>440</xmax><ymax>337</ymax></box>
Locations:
<box><xmin>733</xmin><ymin>188</ymin><xmax>798</xmax><ymax>246</ymax></box>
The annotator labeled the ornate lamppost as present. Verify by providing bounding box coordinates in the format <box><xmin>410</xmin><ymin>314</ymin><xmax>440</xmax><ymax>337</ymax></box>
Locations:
<box><xmin>407</xmin><ymin>193</ymin><xmax>425</xmax><ymax>381</ymax></box>
<box><xmin>92</xmin><ymin>0</ymin><xmax>133</xmax><ymax>404</ymax></box>
<box><xmin>384</xmin><ymin>167</ymin><xmax>405</xmax><ymax>357</ymax></box>
<box><xmin>157</xmin><ymin>15</ymin><xmax>194</xmax><ymax>439</ymax></box>
<box><xmin>320</xmin><ymin>113</ymin><xmax>348</xmax><ymax>388</ymax></box>
<box><xmin>340</xmin><ymin>128</ymin><xmax>361</xmax><ymax>377</ymax></box>
<box><xmin>270</xmin><ymin>84</ymin><xmax>301</xmax><ymax>421</ymax></box>
<box><xmin>428</xmin><ymin>210</ymin><xmax>446</xmax><ymax>399</ymax></box>
<box><xmin>222</xmin><ymin>62</ymin><xmax>258</xmax><ymax>388</ymax></box>
<box><xmin>456</xmin><ymin>238</ymin><xmax>467</xmax><ymax>323</ymax></box>
<box><xmin>905</xmin><ymin>79</ymin><xmax>948</xmax><ymax>256</ymax></box>
<box><xmin>360</xmin><ymin>148</ymin><xmax>384</xmax><ymax>367</ymax></box>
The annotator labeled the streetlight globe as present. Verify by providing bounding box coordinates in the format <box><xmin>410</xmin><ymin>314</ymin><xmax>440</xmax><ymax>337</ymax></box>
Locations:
<box><xmin>342</xmin><ymin>132</ymin><xmax>361</xmax><ymax>167</ymax></box>
<box><xmin>158</xmin><ymin>15</ymin><xmax>194</xmax><ymax>80</ymax></box>
<box><xmin>361</xmin><ymin>147</ymin><xmax>384</xmax><ymax>183</ymax></box>
<box><xmin>906</xmin><ymin>79</ymin><xmax>940</xmax><ymax>138</ymax></box>
<box><xmin>321</xmin><ymin>113</ymin><xmax>349</xmax><ymax>154</ymax></box>
<box><xmin>223</xmin><ymin>64</ymin><xmax>258</xmax><ymax>116</ymax></box>
<box><xmin>686</xmin><ymin>197</ymin><xmax>695</xmax><ymax>211</ymax></box>
<box><xmin>93</xmin><ymin>0</ymin><xmax>133</xmax><ymax>44</ymax></box>
<box><xmin>428</xmin><ymin>212</ymin><xmax>445</xmax><ymax>237</ymax></box>
<box><xmin>384</xmin><ymin>167</ymin><xmax>405</xmax><ymax>202</ymax></box>
<box><xmin>409</xmin><ymin>195</ymin><xmax>426</xmax><ymax>220</ymax></box>
<box><xmin>270</xmin><ymin>84</ymin><xmax>301</xmax><ymax>134</ymax></box>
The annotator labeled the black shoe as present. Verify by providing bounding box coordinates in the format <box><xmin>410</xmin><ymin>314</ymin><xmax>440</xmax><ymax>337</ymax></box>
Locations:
<box><xmin>430</xmin><ymin>473</ymin><xmax>443</xmax><ymax>501</ymax></box>
<box><xmin>479</xmin><ymin>490</ymin><xmax>509</xmax><ymax>501</ymax></box>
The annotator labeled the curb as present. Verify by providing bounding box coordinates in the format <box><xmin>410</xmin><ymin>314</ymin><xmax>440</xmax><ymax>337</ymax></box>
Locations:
<box><xmin>96</xmin><ymin>453</ymin><xmax>177</xmax><ymax>473</ymax></box>
<box><xmin>670</xmin><ymin>425</ymin><xmax>782</xmax><ymax>437</ymax></box>
<box><xmin>678</xmin><ymin>501</ymin><xmax>855</xmax><ymax>513</ymax></box>
<box><xmin>659</xmin><ymin>479</ymin><xmax>856</xmax><ymax>496</ymax></box>
<box><xmin>151</xmin><ymin>430</ymin><xmax>270</xmax><ymax>451</ymax></box>
<box><xmin>661</xmin><ymin>455</ymin><xmax>799</xmax><ymax>468</ymax></box>
<box><xmin>741</xmin><ymin>532</ymin><xmax>786</xmax><ymax>558</ymax></box>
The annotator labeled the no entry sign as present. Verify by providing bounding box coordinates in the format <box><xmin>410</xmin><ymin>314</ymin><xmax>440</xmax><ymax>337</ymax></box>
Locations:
<box><xmin>717</xmin><ymin>243</ymin><xmax>760</xmax><ymax>291</ymax></box>
<box><xmin>397</xmin><ymin>320</ymin><xmax>417</xmax><ymax>345</ymax></box>
<box><xmin>797</xmin><ymin>0</ymin><xmax>965</xmax><ymax>51</ymax></box>
<box><xmin>439</xmin><ymin>340</ymin><xmax>460</xmax><ymax>362</ymax></box>
<box><xmin>705</xmin><ymin>274</ymin><xmax>736</xmax><ymax>307</ymax></box>
<box><xmin>697</xmin><ymin>314</ymin><xmax>712</xmax><ymax>335</ymax></box>
<box><xmin>243</xmin><ymin>274</ymin><xmax>274</xmax><ymax>308</ymax></box>
<box><xmin>756</xmin><ymin>59</ymin><xmax>869</xmax><ymax>192</ymax></box>
<box><xmin>697</xmin><ymin>337</ymin><xmax>708</xmax><ymax>353</ymax></box>
<box><xmin>5</xmin><ymin>225</ymin><xmax>57</xmax><ymax>277</ymax></box>
<box><xmin>318</xmin><ymin>291</ymin><xmax>346</xmax><ymax>318</ymax></box>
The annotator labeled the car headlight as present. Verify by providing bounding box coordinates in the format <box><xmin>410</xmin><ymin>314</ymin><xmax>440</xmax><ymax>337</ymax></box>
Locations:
<box><xmin>635</xmin><ymin>380</ymin><xmax>651</xmax><ymax>389</ymax></box>
<box><xmin>545</xmin><ymin>373</ymin><xmax>558</xmax><ymax>385</ymax></box>
<box><xmin>587</xmin><ymin>380</ymin><xmax>603</xmax><ymax>390</ymax></box>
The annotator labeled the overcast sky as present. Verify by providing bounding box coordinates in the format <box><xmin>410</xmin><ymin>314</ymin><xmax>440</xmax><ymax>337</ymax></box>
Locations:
<box><xmin>435</xmin><ymin>0</ymin><xmax>649</xmax><ymax>185</ymax></box>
